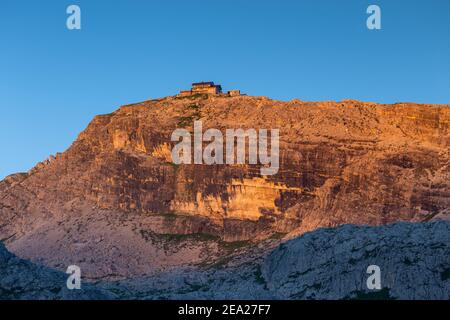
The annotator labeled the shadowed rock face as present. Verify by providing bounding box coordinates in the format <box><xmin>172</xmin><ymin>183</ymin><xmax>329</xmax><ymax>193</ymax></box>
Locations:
<box><xmin>0</xmin><ymin>243</ymin><xmax>112</xmax><ymax>300</ymax></box>
<box><xmin>123</xmin><ymin>221</ymin><xmax>450</xmax><ymax>300</ymax></box>
<box><xmin>2</xmin><ymin>222</ymin><xmax>449</xmax><ymax>300</ymax></box>
<box><xmin>262</xmin><ymin>221</ymin><xmax>450</xmax><ymax>300</ymax></box>
<box><xmin>0</xmin><ymin>95</ymin><xmax>448</xmax><ymax>278</ymax></box>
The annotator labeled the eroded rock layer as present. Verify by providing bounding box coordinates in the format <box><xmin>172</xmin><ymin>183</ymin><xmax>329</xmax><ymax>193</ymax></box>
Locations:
<box><xmin>0</xmin><ymin>95</ymin><xmax>448</xmax><ymax>277</ymax></box>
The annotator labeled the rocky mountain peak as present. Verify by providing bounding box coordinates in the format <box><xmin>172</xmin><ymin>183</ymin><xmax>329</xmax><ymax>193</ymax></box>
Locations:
<box><xmin>0</xmin><ymin>95</ymin><xmax>448</xmax><ymax>278</ymax></box>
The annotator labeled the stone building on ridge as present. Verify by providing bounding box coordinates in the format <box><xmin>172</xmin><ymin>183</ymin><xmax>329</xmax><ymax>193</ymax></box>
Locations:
<box><xmin>177</xmin><ymin>82</ymin><xmax>241</xmax><ymax>97</ymax></box>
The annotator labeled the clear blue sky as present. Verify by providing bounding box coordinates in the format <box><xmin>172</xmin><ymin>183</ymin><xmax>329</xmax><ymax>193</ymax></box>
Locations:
<box><xmin>1</xmin><ymin>0</ymin><xmax>449</xmax><ymax>179</ymax></box>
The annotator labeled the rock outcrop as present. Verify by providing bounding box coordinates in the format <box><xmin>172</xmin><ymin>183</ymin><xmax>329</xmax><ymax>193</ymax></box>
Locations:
<box><xmin>0</xmin><ymin>95</ymin><xmax>448</xmax><ymax>278</ymax></box>
<box><xmin>106</xmin><ymin>221</ymin><xmax>450</xmax><ymax>300</ymax></box>
<box><xmin>4</xmin><ymin>221</ymin><xmax>448</xmax><ymax>300</ymax></box>
<box><xmin>262</xmin><ymin>221</ymin><xmax>450</xmax><ymax>299</ymax></box>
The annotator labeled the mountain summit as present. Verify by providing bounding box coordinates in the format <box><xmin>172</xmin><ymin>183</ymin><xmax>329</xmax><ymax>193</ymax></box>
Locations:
<box><xmin>0</xmin><ymin>94</ymin><xmax>448</xmax><ymax>279</ymax></box>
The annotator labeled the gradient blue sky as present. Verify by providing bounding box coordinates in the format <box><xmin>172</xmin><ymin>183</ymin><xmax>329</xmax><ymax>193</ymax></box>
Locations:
<box><xmin>1</xmin><ymin>0</ymin><xmax>449</xmax><ymax>179</ymax></box>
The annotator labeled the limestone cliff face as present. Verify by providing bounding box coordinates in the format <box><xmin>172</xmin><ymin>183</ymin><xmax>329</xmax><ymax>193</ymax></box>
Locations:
<box><xmin>0</xmin><ymin>95</ymin><xmax>448</xmax><ymax>277</ymax></box>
